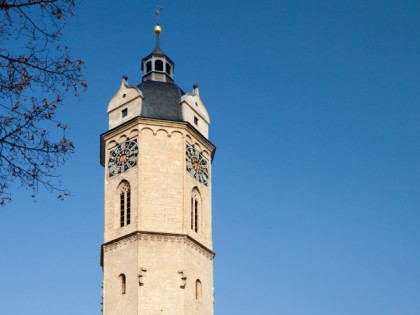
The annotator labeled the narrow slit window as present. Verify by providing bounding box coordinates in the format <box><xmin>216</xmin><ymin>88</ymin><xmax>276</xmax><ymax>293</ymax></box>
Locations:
<box><xmin>194</xmin><ymin>199</ymin><xmax>199</xmax><ymax>232</ymax></box>
<box><xmin>119</xmin><ymin>274</ymin><xmax>126</xmax><ymax>295</ymax></box>
<box><xmin>191</xmin><ymin>197</ymin><xmax>194</xmax><ymax>230</ymax></box>
<box><xmin>126</xmin><ymin>189</ymin><xmax>131</xmax><ymax>225</ymax></box>
<box><xmin>122</xmin><ymin>108</ymin><xmax>128</xmax><ymax>118</ymax></box>
<box><xmin>194</xmin><ymin>116</ymin><xmax>199</xmax><ymax>126</ymax></box>
<box><xmin>195</xmin><ymin>279</ymin><xmax>202</xmax><ymax>300</ymax></box>
<box><xmin>191</xmin><ymin>189</ymin><xmax>201</xmax><ymax>234</ymax></box>
<box><xmin>120</xmin><ymin>192</ymin><xmax>125</xmax><ymax>227</ymax></box>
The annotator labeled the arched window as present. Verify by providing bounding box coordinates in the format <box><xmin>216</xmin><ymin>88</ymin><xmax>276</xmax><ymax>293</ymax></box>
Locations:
<box><xmin>195</xmin><ymin>279</ymin><xmax>202</xmax><ymax>301</ymax></box>
<box><xmin>118</xmin><ymin>181</ymin><xmax>131</xmax><ymax>227</ymax></box>
<box><xmin>146</xmin><ymin>61</ymin><xmax>152</xmax><ymax>73</ymax></box>
<box><xmin>155</xmin><ymin>60</ymin><xmax>163</xmax><ymax>71</ymax></box>
<box><xmin>191</xmin><ymin>188</ymin><xmax>200</xmax><ymax>233</ymax></box>
<box><xmin>166</xmin><ymin>63</ymin><xmax>171</xmax><ymax>75</ymax></box>
<box><xmin>119</xmin><ymin>274</ymin><xmax>126</xmax><ymax>295</ymax></box>
<box><xmin>194</xmin><ymin>199</ymin><xmax>198</xmax><ymax>232</ymax></box>
<box><xmin>191</xmin><ymin>197</ymin><xmax>194</xmax><ymax>230</ymax></box>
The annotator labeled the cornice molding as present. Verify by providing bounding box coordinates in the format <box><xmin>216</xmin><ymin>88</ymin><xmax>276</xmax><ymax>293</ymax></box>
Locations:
<box><xmin>102</xmin><ymin>231</ymin><xmax>215</xmax><ymax>260</ymax></box>
<box><xmin>100</xmin><ymin>117</ymin><xmax>216</xmax><ymax>166</ymax></box>
<box><xmin>102</xmin><ymin>117</ymin><xmax>215</xmax><ymax>152</ymax></box>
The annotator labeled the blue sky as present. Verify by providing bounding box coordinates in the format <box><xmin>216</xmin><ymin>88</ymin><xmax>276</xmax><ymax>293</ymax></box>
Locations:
<box><xmin>1</xmin><ymin>0</ymin><xmax>419</xmax><ymax>314</ymax></box>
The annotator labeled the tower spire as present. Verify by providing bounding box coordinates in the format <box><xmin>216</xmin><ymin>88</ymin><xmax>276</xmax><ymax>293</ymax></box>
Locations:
<box><xmin>141</xmin><ymin>5</ymin><xmax>175</xmax><ymax>83</ymax></box>
<box><xmin>153</xmin><ymin>5</ymin><xmax>163</xmax><ymax>49</ymax></box>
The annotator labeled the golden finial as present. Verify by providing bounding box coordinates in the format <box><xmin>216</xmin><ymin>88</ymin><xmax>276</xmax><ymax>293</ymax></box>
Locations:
<box><xmin>154</xmin><ymin>24</ymin><xmax>162</xmax><ymax>35</ymax></box>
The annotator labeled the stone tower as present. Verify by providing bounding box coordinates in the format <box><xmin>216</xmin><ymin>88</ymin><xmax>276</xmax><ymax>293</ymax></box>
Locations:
<box><xmin>100</xmin><ymin>24</ymin><xmax>215</xmax><ymax>315</ymax></box>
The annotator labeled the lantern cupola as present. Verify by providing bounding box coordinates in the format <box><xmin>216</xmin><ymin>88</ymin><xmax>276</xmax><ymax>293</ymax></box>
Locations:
<box><xmin>141</xmin><ymin>24</ymin><xmax>174</xmax><ymax>83</ymax></box>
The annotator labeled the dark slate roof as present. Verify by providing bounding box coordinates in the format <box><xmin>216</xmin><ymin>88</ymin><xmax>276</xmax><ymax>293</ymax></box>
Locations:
<box><xmin>137</xmin><ymin>80</ymin><xmax>185</xmax><ymax>121</ymax></box>
<box><xmin>151</xmin><ymin>45</ymin><xmax>165</xmax><ymax>55</ymax></box>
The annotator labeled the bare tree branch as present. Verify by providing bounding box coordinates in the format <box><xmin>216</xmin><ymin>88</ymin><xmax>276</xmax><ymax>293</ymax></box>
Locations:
<box><xmin>1</xmin><ymin>1</ymin><xmax>59</xmax><ymax>9</ymax></box>
<box><xmin>0</xmin><ymin>0</ymin><xmax>85</xmax><ymax>205</ymax></box>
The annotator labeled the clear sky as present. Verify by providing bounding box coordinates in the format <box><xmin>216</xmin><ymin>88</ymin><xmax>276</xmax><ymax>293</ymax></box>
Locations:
<box><xmin>1</xmin><ymin>0</ymin><xmax>419</xmax><ymax>314</ymax></box>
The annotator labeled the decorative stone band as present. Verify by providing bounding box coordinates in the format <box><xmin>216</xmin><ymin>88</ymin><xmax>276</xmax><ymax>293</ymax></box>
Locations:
<box><xmin>102</xmin><ymin>231</ymin><xmax>215</xmax><ymax>261</ymax></box>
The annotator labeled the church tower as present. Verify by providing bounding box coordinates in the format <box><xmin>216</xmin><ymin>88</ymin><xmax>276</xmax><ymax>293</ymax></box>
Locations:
<box><xmin>100</xmin><ymin>23</ymin><xmax>215</xmax><ymax>315</ymax></box>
